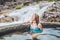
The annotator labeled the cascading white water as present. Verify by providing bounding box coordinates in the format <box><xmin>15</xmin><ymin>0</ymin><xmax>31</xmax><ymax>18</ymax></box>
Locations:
<box><xmin>0</xmin><ymin>2</ymin><xmax>55</xmax><ymax>26</ymax></box>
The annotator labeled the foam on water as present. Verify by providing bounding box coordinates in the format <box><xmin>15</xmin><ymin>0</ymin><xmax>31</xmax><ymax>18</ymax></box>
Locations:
<box><xmin>1</xmin><ymin>28</ymin><xmax>60</xmax><ymax>40</ymax></box>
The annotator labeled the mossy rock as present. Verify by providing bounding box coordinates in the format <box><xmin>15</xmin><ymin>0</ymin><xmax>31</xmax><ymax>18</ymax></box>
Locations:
<box><xmin>15</xmin><ymin>4</ymin><xmax>24</xmax><ymax>9</ymax></box>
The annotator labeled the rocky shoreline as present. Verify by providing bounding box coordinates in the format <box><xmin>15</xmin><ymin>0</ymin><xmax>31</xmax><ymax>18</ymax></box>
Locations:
<box><xmin>0</xmin><ymin>22</ymin><xmax>60</xmax><ymax>36</ymax></box>
<box><xmin>0</xmin><ymin>16</ymin><xmax>18</xmax><ymax>23</ymax></box>
<box><xmin>42</xmin><ymin>2</ymin><xmax>60</xmax><ymax>22</ymax></box>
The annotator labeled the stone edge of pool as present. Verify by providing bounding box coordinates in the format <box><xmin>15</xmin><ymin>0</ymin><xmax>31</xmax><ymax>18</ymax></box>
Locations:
<box><xmin>0</xmin><ymin>22</ymin><xmax>60</xmax><ymax>36</ymax></box>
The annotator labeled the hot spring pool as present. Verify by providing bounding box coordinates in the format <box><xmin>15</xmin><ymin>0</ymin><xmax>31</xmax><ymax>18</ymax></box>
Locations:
<box><xmin>0</xmin><ymin>28</ymin><xmax>60</xmax><ymax>40</ymax></box>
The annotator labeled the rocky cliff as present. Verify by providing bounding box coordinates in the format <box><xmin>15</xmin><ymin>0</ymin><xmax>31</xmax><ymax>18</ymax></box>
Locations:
<box><xmin>42</xmin><ymin>2</ymin><xmax>60</xmax><ymax>22</ymax></box>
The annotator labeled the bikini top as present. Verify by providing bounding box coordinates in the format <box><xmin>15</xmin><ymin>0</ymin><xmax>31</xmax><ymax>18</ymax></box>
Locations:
<box><xmin>30</xmin><ymin>23</ymin><xmax>42</xmax><ymax>31</ymax></box>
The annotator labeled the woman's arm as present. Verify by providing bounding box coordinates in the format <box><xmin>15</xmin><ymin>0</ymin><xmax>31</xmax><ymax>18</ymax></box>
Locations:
<box><xmin>22</xmin><ymin>20</ymin><xmax>31</xmax><ymax>24</ymax></box>
<box><xmin>39</xmin><ymin>19</ymin><xmax>43</xmax><ymax>22</ymax></box>
<box><xmin>38</xmin><ymin>24</ymin><xmax>43</xmax><ymax>30</ymax></box>
<box><xmin>22</xmin><ymin>21</ymin><xmax>30</xmax><ymax>24</ymax></box>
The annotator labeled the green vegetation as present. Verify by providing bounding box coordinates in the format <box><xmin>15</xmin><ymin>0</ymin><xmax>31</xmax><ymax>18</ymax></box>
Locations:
<box><xmin>15</xmin><ymin>4</ymin><xmax>24</xmax><ymax>9</ymax></box>
<box><xmin>15</xmin><ymin>0</ymin><xmax>60</xmax><ymax>9</ymax></box>
<box><xmin>47</xmin><ymin>0</ymin><xmax>60</xmax><ymax>1</ymax></box>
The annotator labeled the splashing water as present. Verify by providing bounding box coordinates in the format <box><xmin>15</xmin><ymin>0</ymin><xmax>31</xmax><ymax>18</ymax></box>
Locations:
<box><xmin>0</xmin><ymin>2</ymin><xmax>55</xmax><ymax>26</ymax></box>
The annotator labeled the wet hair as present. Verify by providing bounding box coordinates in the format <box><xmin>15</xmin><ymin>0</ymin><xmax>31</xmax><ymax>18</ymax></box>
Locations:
<box><xmin>33</xmin><ymin>13</ymin><xmax>39</xmax><ymax>25</ymax></box>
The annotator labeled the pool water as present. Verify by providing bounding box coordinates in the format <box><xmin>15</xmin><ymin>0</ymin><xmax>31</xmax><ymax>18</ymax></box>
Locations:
<box><xmin>0</xmin><ymin>28</ymin><xmax>60</xmax><ymax>40</ymax></box>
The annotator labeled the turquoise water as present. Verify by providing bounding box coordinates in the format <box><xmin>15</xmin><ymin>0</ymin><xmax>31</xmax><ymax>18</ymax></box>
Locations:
<box><xmin>0</xmin><ymin>28</ymin><xmax>60</xmax><ymax>40</ymax></box>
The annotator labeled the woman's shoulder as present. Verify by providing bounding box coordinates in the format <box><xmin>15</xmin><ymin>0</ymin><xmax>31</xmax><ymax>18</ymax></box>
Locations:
<box><xmin>38</xmin><ymin>23</ymin><xmax>41</xmax><ymax>25</ymax></box>
<box><xmin>38</xmin><ymin>23</ymin><xmax>42</xmax><ymax>27</ymax></box>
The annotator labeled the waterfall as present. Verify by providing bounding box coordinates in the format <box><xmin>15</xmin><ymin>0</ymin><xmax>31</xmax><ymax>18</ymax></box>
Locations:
<box><xmin>0</xmin><ymin>2</ymin><xmax>55</xmax><ymax>26</ymax></box>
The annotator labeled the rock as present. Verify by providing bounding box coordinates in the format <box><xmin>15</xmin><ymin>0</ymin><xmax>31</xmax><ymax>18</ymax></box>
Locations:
<box><xmin>0</xmin><ymin>16</ymin><xmax>18</xmax><ymax>23</ymax></box>
<box><xmin>42</xmin><ymin>2</ymin><xmax>60</xmax><ymax>22</ymax></box>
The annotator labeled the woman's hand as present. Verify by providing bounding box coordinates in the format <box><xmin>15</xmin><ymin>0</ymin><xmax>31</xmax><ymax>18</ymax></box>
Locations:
<box><xmin>38</xmin><ymin>24</ymin><xmax>43</xmax><ymax>30</ymax></box>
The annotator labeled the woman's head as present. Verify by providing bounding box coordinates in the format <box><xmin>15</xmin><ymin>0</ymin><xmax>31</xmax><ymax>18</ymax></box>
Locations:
<box><xmin>32</xmin><ymin>13</ymin><xmax>39</xmax><ymax>24</ymax></box>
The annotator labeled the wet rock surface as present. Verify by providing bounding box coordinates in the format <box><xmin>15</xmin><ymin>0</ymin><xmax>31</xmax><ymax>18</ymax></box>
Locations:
<box><xmin>42</xmin><ymin>2</ymin><xmax>60</xmax><ymax>22</ymax></box>
<box><xmin>0</xmin><ymin>16</ymin><xmax>18</xmax><ymax>23</ymax></box>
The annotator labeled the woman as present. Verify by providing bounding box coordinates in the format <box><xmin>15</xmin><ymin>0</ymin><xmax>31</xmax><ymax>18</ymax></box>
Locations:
<box><xmin>23</xmin><ymin>13</ymin><xmax>43</xmax><ymax>40</ymax></box>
